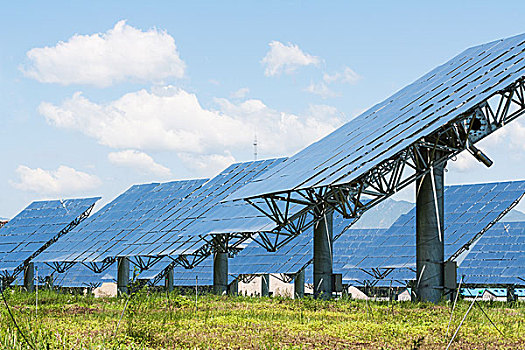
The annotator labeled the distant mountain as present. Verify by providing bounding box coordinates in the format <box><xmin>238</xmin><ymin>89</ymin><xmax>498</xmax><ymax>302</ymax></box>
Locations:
<box><xmin>352</xmin><ymin>198</ymin><xmax>414</xmax><ymax>229</ymax></box>
<box><xmin>0</xmin><ymin>217</ymin><xmax>7</xmax><ymax>221</ymax></box>
<box><xmin>500</xmin><ymin>208</ymin><xmax>525</xmax><ymax>222</ymax></box>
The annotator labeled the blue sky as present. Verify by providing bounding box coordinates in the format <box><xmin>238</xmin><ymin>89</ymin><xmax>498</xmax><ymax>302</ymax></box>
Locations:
<box><xmin>2</xmin><ymin>1</ymin><xmax>525</xmax><ymax>218</ymax></box>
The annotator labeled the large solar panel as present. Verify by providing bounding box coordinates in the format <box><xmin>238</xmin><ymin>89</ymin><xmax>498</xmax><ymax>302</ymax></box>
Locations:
<box><xmin>117</xmin><ymin>158</ymin><xmax>289</xmax><ymax>260</ymax></box>
<box><xmin>458</xmin><ymin>222</ymin><xmax>525</xmax><ymax>285</ymax></box>
<box><xmin>35</xmin><ymin>179</ymin><xmax>208</xmax><ymax>264</ymax></box>
<box><xmin>231</xmin><ymin>33</ymin><xmax>525</xmax><ymax>200</ymax></box>
<box><xmin>0</xmin><ymin>197</ymin><xmax>99</xmax><ymax>281</ymax></box>
<box><xmin>228</xmin><ymin>181</ymin><xmax>525</xmax><ymax>287</ymax></box>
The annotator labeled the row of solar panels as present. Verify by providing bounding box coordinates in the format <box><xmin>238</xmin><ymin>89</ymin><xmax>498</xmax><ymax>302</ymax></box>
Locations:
<box><xmin>2</xmin><ymin>161</ymin><xmax>525</xmax><ymax>289</ymax></box>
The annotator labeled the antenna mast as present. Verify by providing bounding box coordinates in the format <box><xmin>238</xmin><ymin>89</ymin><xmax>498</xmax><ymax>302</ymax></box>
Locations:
<box><xmin>253</xmin><ymin>133</ymin><xmax>258</xmax><ymax>160</ymax></box>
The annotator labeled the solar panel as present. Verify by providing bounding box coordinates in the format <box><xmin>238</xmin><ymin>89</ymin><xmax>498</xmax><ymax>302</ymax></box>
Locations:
<box><xmin>13</xmin><ymin>263</ymin><xmax>116</xmax><ymax>288</ymax></box>
<box><xmin>35</xmin><ymin>179</ymin><xmax>208</xmax><ymax>264</ymax></box>
<box><xmin>228</xmin><ymin>181</ymin><xmax>525</xmax><ymax>287</ymax></box>
<box><xmin>36</xmin><ymin>159</ymin><xmax>294</xmax><ymax>274</ymax></box>
<box><xmin>0</xmin><ymin>197</ymin><xmax>99</xmax><ymax>281</ymax></box>
<box><xmin>458</xmin><ymin>221</ymin><xmax>525</xmax><ymax>285</ymax></box>
<box><xmin>231</xmin><ymin>33</ymin><xmax>525</xmax><ymax>201</ymax></box>
<box><xmin>118</xmin><ymin>158</ymin><xmax>288</xmax><ymax>260</ymax></box>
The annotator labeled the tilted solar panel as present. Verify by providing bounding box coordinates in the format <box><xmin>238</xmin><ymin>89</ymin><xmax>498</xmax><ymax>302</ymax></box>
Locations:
<box><xmin>35</xmin><ymin>179</ymin><xmax>207</xmax><ymax>264</ymax></box>
<box><xmin>114</xmin><ymin>159</ymin><xmax>287</xmax><ymax>260</ymax></box>
<box><xmin>0</xmin><ymin>197</ymin><xmax>99</xmax><ymax>281</ymax></box>
<box><xmin>339</xmin><ymin>181</ymin><xmax>525</xmax><ymax>286</ymax></box>
<box><xmin>458</xmin><ymin>221</ymin><xmax>525</xmax><ymax>285</ymax></box>
<box><xmin>230</xmin><ymin>33</ymin><xmax>525</xmax><ymax>200</ymax></box>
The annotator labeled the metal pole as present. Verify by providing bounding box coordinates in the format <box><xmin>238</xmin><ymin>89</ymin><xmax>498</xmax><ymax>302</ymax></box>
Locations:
<box><xmin>313</xmin><ymin>206</ymin><xmax>334</xmax><ymax>299</ymax></box>
<box><xmin>117</xmin><ymin>257</ymin><xmax>130</xmax><ymax>295</ymax></box>
<box><xmin>213</xmin><ymin>250</ymin><xmax>228</xmax><ymax>295</ymax></box>
<box><xmin>23</xmin><ymin>262</ymin><xmax>35</xmax><ymax>292</ymax></box>
<box><xmin>228</xmin><ymin>278</ymin><xmax>238</xmax><ymax>296</ymax></box>
<box><xmin>165</xmin><ymin>267</ymin><xmax>174</xmax><ymax>293</ymax></box>
<box><xmin>261</xmin><ymin>274</ymin><xmax>270</xmax><ymax>297</ymax></box>
<box><xmin>294</xmin><ymin>269</ymin><xmax>305</xmax><ymax>299</ymax></box>
<box><xmin>416</xmin><ymin>164</ymin><xmax>445</xmax><ymax>303</ymax></box>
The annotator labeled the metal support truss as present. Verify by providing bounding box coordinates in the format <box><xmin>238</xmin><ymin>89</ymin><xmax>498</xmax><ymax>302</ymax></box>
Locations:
<box><xmin>2</xmin><ymin>203</ymin><xmax>96</xmax><ymax>285</ymax></box>
<box><xmin>243</xmin><ymin>78</ymin><xmax>525</xmax><ymax>239</ymax></box>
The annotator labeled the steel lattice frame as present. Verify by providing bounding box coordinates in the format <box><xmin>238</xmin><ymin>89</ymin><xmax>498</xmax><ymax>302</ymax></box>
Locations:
<box><xmin>2</xmin><ymin>203</ymin><xmax>97</xmax><ymax>285</ymax></box>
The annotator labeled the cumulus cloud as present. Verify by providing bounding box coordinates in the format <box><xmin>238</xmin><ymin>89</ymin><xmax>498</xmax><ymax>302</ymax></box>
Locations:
<box><xmin>40</xmin><ymin>86</ymin><xmax>343</xmax><ymax>157</ymax></box>
<box><xmin>305</xmin><ymin>82</ymin><xmax>339</xmax><ymax>99</ymax></box>
<box><xmin>21</xmin><ymin>20</ymin><xmax>185</xmax><ymax>87</ymax></box>
<box><xmin>11</xmin><ymin>165</ymin><xmax>101</xmax><ymax>195</ymax></box>
<box><xmin>262</xmin><ymin>41</ymin><xmax>320</xmax><ymax>76</ymax></box>
<box><xmin>108</xmin><ymin>150</ymin><xmax>172</xmax><ymax>177</ymax></box>
<box><xmin>323</xmin><ymin>66</ymin><xmax>361</xmax><ymax>84</ymax></box>
<box><xmin>448</xmin><ymin>151</ymin><xmax>482</xmax><ymax>172</ymax></box>
<box><xmin>230</xmin><ymin>87</ymin><xmax>250</xmax><ymax>99</ymax></box>
<box><xmin>178</xmin><ymin>152</ymin><xmax>236</xmax><ymax>176</ymax></box>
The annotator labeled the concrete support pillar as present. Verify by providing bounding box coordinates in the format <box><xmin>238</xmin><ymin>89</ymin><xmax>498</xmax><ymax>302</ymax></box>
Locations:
<box><xmin>261</xmin><ymin>274</ymin><xmax>270</xmax><ymax>297</ymax></box>
<box><xmin>294</xmin><ymin>269</ymin><xmax>305</xmax><ymax>298</ymax></box>
<box><xmin>23</xmin><ymin>262</ymin><xmax>34</xmax><ymax>292</ymax></box>
<box><xmin>213</xmin><ymin>250</ymin><xmax>228</xmax><ymax>295</ymax></box>
<box><xmin>165</xmin><ymin>267</ymin><xmax>174</xmax><ymax>293</ymax></box>
<box><xmin>228</xmin><ymin>278</ymin><xmax>238</xmax><ymax>296</ymax></box>
<box><xmin>416</xmin><ymin>164</ymin><xmax>445</xmax><ymax>303</ymax></box>
<box><xmin>313</xmin><ymin>207</ymin><xmax>334</xmax><ymax>299</ymax></box>
<box><xmin>117</xmin><ymin>257</ymin><xmax>130</xmax><ymax>295</ymax></box>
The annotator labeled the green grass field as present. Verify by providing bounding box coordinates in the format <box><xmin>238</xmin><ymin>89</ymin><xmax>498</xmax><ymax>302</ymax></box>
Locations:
<box><xmin>0</xmin><ymin>288</ymin><xmax>523</xmax><ymax>349</ymax></box>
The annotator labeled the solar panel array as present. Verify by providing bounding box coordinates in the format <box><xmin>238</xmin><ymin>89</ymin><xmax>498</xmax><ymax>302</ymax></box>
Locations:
<box><xmin>0</xmin><ymin>198</ymin><xmax>99</xmax><ymax>278</ymax></box>
<box><xmin>231</xmin><ymin>33</ymin><xmax>525</xmax><ymax>200</ymax></box>
<box><xmin>458</xmin><ymin>222</ymin><xmax>525</xmax><ymax>285</ymax></box>
<box><xmin>114</xmin><ymin>158</ymin><xmax>288</xmax><ymax>259</ymax></box>
<box><xmin>335</xmin><ymin>181</ymin><xmax>525</xmax><ymax>285</ymax></box>
<box><xmin>35</xmin><ymin>179</ymin><xmax>208</xmax><ymax>264</ymax></box>
<box><xmin>228</xmin><ymin>181</ymin><xmax>525</xmax><ymax>287</ymax></box>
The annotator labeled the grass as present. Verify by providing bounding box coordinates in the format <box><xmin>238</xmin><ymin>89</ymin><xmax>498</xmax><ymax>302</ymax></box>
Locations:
<box><xmin>0</xmin><ymin>287</ymin><xmax>524</xmax><ymax>349</ymax></box>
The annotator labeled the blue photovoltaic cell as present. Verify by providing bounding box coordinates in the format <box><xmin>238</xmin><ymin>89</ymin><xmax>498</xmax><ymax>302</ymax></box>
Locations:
<box><xmin>35</xmin><ymin>179</ymin><xmax>208</xmax><ymax>264</ymax></box>
<box><xmin>0</xmin><ymin>197</ymin><xmax>100</xmax><ymax>278</ymax></box>
<box><xmin>458</xmin><ymin>221</ymin><xmax>525</xmax><ymax>285</ymax></box>
<box><xmin>228</xmin><ymin>180</ymin><xmax>525</xmax><ymax>287</ymax></box>
<box><xmin>14</xmin><ymin>263</ymin><xmax>116</xmax><ymax>288</ymax></box>
<box><xmin>337</xmin><ymin>181</ymin><xmax>525</xmax><ymax>286</ymax></box>
<box><xmin>230</xmin><ymin>33</ymin><xmax>525</xmax><ymax>201</ymax></box>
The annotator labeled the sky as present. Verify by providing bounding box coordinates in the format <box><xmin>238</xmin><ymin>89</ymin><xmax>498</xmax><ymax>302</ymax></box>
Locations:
<box><xmin>2</xmin><ymin>1</ymin><xmax>525</xmax><ymax>218</ymax></box>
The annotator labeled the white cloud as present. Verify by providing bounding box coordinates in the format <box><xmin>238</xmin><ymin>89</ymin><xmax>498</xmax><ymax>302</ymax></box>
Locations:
<box><xmin>305</xmin><ymin>82</ymin><xmax>338</xmax><ymax>98</ymax></box>
<box><xmin>261</xmin><ymin>41</ymin><xmax>320</xmax><ymax>76</ymax></box>
<box><xmin>323</xmin><ymin>66</ymin><xmax>361</xmax><ymax>84</ymax></box>
<box><xmin>448</xmin><ymin>151</ymin><xmax>482</xmax><ymax>172</ymax></box>
<box><xmin>22</xmin><ymin>20</ymin><xmax>185</xmax><ymax>87</ymax></box>
<box><xmin>11</xmin><ymin>165</ymin><xmax>101</xmax><ymax>195</ymax></box>
<box><xmin>230</xmin><ymin>87</ymin><xmax>250</xmax><ymax>99</ymax></box>
<box><xmin>178</xmin><ymin>152</ymin><xmax>236</xmax><ymax>176</ymax></box>
<box><xmin>39</xmin><ymin>87</ymin><xmax>343</xmax><ymax>173</ymax></box>
<box><xmin>108</xmin><ymin>150</ymin><xmax>172</xmax><ymax>177</ymax></box>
